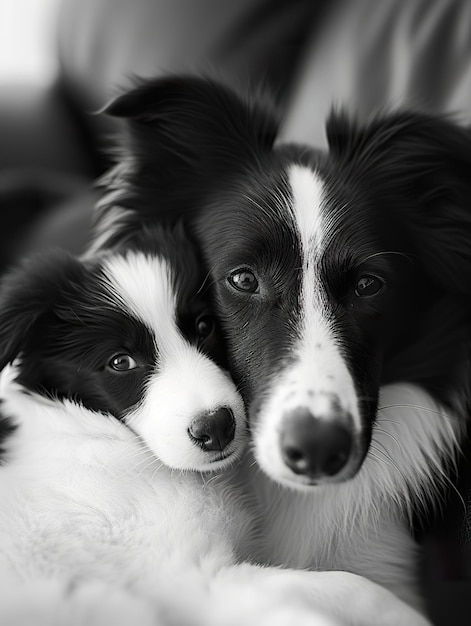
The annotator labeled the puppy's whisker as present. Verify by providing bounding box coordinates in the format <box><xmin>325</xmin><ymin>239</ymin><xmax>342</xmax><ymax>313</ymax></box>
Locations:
<box><xmin>203</xmin><ymin>474</ymin><xmax>223</xmax><ymax>487</ymax></box>
<box><xmin>136</xmin><ymin>455</ymin><xmax>162</xmax><ymax>478</ymax></box>
<box><xmin>117</xmin><ymin>445</ymin><xmax>155</xmax><ymax>464</ymax></box>
<box><xmin>150</xmin><ymin>460</ymin><xmax>166</xmax><ymax>481</ymax></box>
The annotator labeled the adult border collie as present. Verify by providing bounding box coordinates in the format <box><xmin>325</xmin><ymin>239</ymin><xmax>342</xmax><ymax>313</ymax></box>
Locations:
<box><xmin>90</xmin><ymin>76</ymin><xmax>471</xmax><ymax>614</ymax></box>
<box><xmin>0</xmin><ymin>226</ymin><xmax>430</xmax><ymax>626</ymax></box>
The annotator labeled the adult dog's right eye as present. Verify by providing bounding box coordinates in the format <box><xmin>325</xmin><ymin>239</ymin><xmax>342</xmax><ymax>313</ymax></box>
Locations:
<box><xmin>108</xmin><ymin>353</ymin><xmax>138</xmax><ymax>371</ymax></box>
<box><xmin>354</xmin><ymin>274</ymin><xmax>385</xmax><ymax>298</ymax></box>
<box><xmin>227</xmin><ymin>269</ymin><xmax>259</xmax><ymax>293</ymax></box>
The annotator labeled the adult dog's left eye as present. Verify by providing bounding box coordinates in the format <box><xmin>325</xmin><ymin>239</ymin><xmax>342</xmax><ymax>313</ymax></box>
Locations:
<box><xmin>108</xmin><ymin>353</ymin><xmax>138</xmax><ymax>371</ymax></box>
<box><xmin>195</xmin><ymin>314</ymin><xmax>214</xmax><ymax>338</ymax></box>
<box><xmin>355</xmin><ymin>275</ymin><xmax>384</xmax><ymax>297</ymax></box>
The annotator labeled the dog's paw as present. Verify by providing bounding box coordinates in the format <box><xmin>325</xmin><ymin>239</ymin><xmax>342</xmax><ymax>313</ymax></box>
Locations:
<box><xmin>0</xmin><ymin>580</ymin><xmax>164</xmax><ymax>626</ymax></box>
<box><xmin>298</xmin><ymin>571</ymin><xmax>433</xmax><ymax>626</ymax></box>
<box><xmin>205</xmin><ymin>566</ymin><xmax>432</xmax><ymax>626</ymax></box>
<box><xmin>257</xmin><ymin>606</ymin><xmax>341</xmax><ymax>626</ymax></box>
<box><xmin>201</xmin><ymin>565</ymin><xmax>344</xmax><ymax>626</ymax></box>
<box><xmin>64</xmin><ymin>581</ymin><xmax>162</xmax><ymax>626</ymax></box>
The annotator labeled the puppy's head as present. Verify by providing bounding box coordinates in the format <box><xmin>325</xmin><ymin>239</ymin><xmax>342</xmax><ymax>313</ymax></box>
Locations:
<box><xmin>0</xmin><ymin>225</ymin><xmax>246</xmax><ymax>471</ymax></box>
<box><xmin>97</xmin><ymin>77</ymin><xmax>471</xmax><ymax>490</ymax></box>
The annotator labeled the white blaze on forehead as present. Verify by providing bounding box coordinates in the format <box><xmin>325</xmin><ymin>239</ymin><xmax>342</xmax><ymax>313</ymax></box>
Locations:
<box><xmin>100</xmin><ymin>252</ymin><xmax>247</xmax><ymax>472</ymax></box>
<box><xmin>285</xmin><ymin>163</ymin><xmax>360</xmax><ymax>428</ymax></box>
<box><xmin>253</xmin><ymin>165</ymin><xmax>361</xmax><ymax>484</ymax></box>
<box><xmin>101</xmin><ymin>252</ymin><xmax>181</xmax><ymax>359</ymax></box>
<box><xmin>288</xmin><ymin>162</ymin><xmax>329</xmax><ymax>335</ymax></box>
<box><xmin>288</xmin><ymin>164</ymin><xmax>326</xmax><ymax>260</ymax></box>
<box><xmin>287</xmin><ymin>163</ymin><xmax>329</xmax><ymax>341</ymax></box>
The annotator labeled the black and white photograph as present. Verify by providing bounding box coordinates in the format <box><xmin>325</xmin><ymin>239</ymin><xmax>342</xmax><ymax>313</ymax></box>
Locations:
<box><xmin>0</xmin><ymin>1</ymin><xmax>470</xmax><ymax>624</ymax></box>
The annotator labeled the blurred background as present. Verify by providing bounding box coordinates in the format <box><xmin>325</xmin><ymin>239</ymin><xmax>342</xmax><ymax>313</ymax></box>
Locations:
<box><xmin>2</xmin><ymin>0</ymin><xmax>471</xmax><ymax>273</ymax></box>
<box><xmin>0</xmin><ymin>1</ymin><xmax>471</xmax><ymax>624</ymax></box>
<box><xmin>0</xmin><ymin>0</ymin><xmax>92</xmax><ymax>270</ymax></box>
<box><xmin>0</xmin><ymin>0</ymin><xmax>59</xmax><ymax>86</ymax></box>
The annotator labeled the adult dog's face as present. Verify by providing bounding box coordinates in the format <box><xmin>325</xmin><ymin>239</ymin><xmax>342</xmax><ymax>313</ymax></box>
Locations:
<box><xmin>194</xmin><ymin>154</ymin><xmax>421</xmax><ymax>486</ymax></box>
<box><xmin>100</xmin><ymin>77</ymin><xmax>471</xmax><ymax>489</ymax></box>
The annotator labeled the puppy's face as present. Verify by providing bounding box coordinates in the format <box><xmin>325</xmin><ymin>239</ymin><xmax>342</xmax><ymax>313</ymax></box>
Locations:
<box><xmin>0</xmin><ymin>228</ymin><xmax>246</xmax><ymax>472</ymax></box>
<box><xmin>99</xmin><ymin>78</ymin><xmax>471</xmax><ymax>489</ymax></box>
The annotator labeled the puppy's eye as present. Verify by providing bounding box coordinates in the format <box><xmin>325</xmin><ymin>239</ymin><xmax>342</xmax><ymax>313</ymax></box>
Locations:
<box><xmin>228</xmin><ymin>269</ymin><xmax>259</xmax><ymax>293</ymax></box>
<box><xmin>108</xmin><ymin>353</ymin><xmax>138</xmax><ymax>371</ymax></box>
<box><xmin>355</xmin><ymin>275</ymin><xmax>384</xmax><ymax>298</ymax></box>
<box><xmin>195</xmin><ymin>314</ymin><xmax>214</xmax><ymax>338</ymax></box>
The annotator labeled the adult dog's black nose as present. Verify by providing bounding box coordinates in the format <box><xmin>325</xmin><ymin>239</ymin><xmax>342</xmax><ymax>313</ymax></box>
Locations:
<box><xmin>280</xmin><ymin>407</ymin><xmax>353</xmax><ymax>479</ymax></box>
<box><xmin>188</xmin><ymin>407</ymin><xmax>235</xmax><ymax>451</ymax></box>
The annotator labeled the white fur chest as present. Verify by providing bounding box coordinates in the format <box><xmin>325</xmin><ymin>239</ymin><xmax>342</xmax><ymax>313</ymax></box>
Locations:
<box><xmin>0</xmin><ymin>384</ymin><xmax>247</xmax><ymax>596</ymax></box>
<box><xmin>242</xmin><ymin>451</ymin><xmax>419</xmax><ymax>596</ymax></box>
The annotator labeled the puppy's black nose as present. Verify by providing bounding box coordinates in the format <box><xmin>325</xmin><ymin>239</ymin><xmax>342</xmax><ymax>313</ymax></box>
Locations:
<box><xmin>188</xmin><ymin>407</ymin><xmax>235</xmax><ymax>452</ymax></box>
<box><xmin>280</xmin><ymin>407</ymin><xmax>353</xmax><ymax>480</ymax></box>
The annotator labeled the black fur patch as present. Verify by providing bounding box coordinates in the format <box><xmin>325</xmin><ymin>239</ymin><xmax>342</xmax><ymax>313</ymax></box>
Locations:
<box><xmin>93</xmin><ymin>76</ymin><xmax>471</xmax><ymax>427</ymax></box>
<box><xmin>0</xmin><ymin>225</ymin><xmax>227</xmax><ymax>419</ymax></box>
<box><xmin>0</xmin><ymin>406</ymin><xmax>17</xmax><ymax>464</ymax></box>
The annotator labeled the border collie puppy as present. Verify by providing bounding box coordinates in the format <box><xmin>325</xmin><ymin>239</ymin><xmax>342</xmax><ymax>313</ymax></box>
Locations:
<box><xmin>90</xmin><ymin>76</ymin><xmax>471</xmax><ymax>613</ymax></box>
<box><xmin>0</xmin><ymin>225</ymin><xmax>246</xmax><ymax>472</ymax></box>
<box><xmin>0</xmin><ymin>226</ymin><xmax>431</xmax><ymax>626</ymax></box>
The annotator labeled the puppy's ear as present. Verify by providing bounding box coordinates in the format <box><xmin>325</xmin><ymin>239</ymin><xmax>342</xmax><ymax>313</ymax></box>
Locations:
<box><xmin>0</xmin><ymin>251</ymin><xmax>85</xmax><ymax>371</ymax></box>
<box><xmin>327</xmin><ymin>110</ymin><xmax>471</xmax><ymax>295</ymax></box>
<box><xmin>99</xmin><ymin>76</ymin><xmax>280</xmax><ymax>222</ymax></box>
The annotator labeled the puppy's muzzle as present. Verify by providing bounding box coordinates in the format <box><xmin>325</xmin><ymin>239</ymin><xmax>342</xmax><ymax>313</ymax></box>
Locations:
<box><xmin>188</xmin><ymin>407</ymin><xmax>236</xmax><ymax>452</ymax></box>
<box><xmin>280</xmin><ymin>405</ymin><xmax>353</xmax><ymax>481</ymax></box>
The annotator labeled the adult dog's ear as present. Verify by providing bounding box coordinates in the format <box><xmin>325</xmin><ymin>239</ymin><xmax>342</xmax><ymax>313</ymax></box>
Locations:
<box><xmin>0</xmin><ymin>252</ymin><xmax>85</xmax><ymax>371</ymax></box>
<box><xmin>327</xmin><ymin>110</ymin><xmax>471</xmax><ymax>295</ymax></box>
<box><xmin>99</xmin><ymin>76</ymin><xmax>280</xmax><ymax>222</ymax></box>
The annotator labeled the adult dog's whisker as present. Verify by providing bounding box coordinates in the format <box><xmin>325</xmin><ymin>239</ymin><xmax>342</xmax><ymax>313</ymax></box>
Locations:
<box><xmin>373</xmin><ymin>426</ymin><xmax>402</xmax><ymax>451</ymax></box>
<box><xmin>378</xmin><ymin>403</ymin><xmax>459</xmax><ymax>421</ymax></box>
